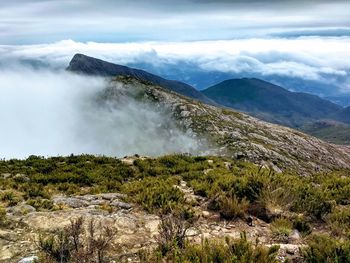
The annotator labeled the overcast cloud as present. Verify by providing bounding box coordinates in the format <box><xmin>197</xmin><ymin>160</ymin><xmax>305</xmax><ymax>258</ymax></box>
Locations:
<box><xmin>0</xmin><ymin>0</ymin><xmax>350</xmax><ymax>43</ymax></box>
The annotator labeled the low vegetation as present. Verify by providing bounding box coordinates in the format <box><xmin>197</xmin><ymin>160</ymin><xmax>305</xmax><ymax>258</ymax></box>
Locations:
<box><xmin>1</xmin><ymin>154</ymin><xmax>350</xmax><ymax>261</ymax></box>
<box><xmin>38</xmin><ymin>217</ymin><xmax>117</xmax><ymax>263</ymax></box>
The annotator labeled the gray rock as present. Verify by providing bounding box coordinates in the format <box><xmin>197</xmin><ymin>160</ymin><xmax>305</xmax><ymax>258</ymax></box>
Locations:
<box><xmin>75</xmin><ymin>195</ymin><xmax>97</xmax><ymax>201</ymax></box>
<box><xmin>1</xmin><ymin>173</ymin><xmax>11</xmax><ymax>179</ymax></box>
<box><xmin>18</xmin><ymin>256</ymin><xmax>38</xmax><ymax>263</ymax></box>
<box><xmin>288</xmin><ymin>229</ymin><xmax>301</xmax><ymax>243</ymax></box>
<box><xmin>97</xmin><ymin>193</ymin><xmax>126</xmax><ymax>200</ymax></box>
<box><xmin>8</xmin><ymin>204</ymin><xmax>36</xmax><ymax>216</ymax></box>
<box><xmin>53</xmin><ymin>197</ymin><xmax>89</xmax><ymax>208</ymax></box>
<box><xmin>90</xmin><ymin>199</ymin><xmax>108</xmax><ymax>205</ymax></box>
<box><xmin>111</xmin><ymin>201</ymin><xmax>132</xmax><ymax>209</ymax></box>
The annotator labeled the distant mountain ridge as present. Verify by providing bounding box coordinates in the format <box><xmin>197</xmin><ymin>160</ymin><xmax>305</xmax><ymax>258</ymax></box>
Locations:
<box><xmin>67</xmin><ymin>54</ymin><xmax>215</xmax><ymax>105</ymax></box>
<box><xmin>202</xmin><ymin>78</ymin><xmax>342</xmax><ymax>128</ymax></box>
<box><xmin>333</xmin><ymin>106</ymin><xmax>350</xmax><ymax>124</ymax></box>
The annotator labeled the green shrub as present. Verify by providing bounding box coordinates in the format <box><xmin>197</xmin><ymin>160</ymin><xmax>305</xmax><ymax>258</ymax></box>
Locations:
<box><xmin>303</xmin><ymin>234</ymin><xmax>350</xmax><ymax>262</ymax></box>
<box><xmin>0</xmin><ymin>206</ymin><xmax>6</xmax><ymax>226</ymax></box>
<box><xmin>22</xmin><ymin>184</ymin><xmax>51</xmax><ymax>199</ymax></box>
<box><xmin>154</xmin><ymin>233</ymin><xmax>280</xmax><ymax>263</ymax></box>
<box><xmin>0</xmin><ymin>191</ymin><xmax>20</xmax><ymax>206</ymax></box>
<box><xmin>122</xmin><ymin>177</ymin><xmax>184</xmax><ymax>213</ymax></box>
<box><xmin>326</xmin><ymin>206</ymin><xmax>350</xmax><ymax>237</ymax></box>
<box><xmin>218</xmin><ymin>195</ymin><xmax>249</xmax><ymax>220</ymax></box>
<box><xmin>293</xmin><ymin>216</ymin><xmax>312</xmax><ymax>236</ymax></box>
<box><xmin>271</xmin><ymin>218</ymin><xmax>293</xmax><ymax>241</ymax></box>
<box><xmin>27</xmin><ymin>199</ymin><xmax>54</xmax><ymax>211</ymax></box>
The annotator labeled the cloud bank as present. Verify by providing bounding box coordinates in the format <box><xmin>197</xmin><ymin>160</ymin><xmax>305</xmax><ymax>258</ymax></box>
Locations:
<box><xmin>1</xmin><ymin>37</ymin><xmax>350</xmax><ymax>93</ymax></box>
<box><xmin>0</xmin><ymin>67</ymin><xmax>202</xmax><ymax>159</ymax></box>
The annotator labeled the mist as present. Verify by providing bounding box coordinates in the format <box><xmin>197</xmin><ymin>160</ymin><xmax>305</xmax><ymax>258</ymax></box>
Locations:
<box><xmin>0</xmin><ymin>67</ymin><xmax>202</xmax><ymax>159</ymax></box>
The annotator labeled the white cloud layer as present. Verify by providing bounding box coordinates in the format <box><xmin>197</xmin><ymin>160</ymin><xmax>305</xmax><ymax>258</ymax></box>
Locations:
<box><xmin>0</xmin><ymin>68</ymin><xmax>202</xmax><ymax>159</ymax></box>
<box><xmin>1</xmin><ymin>37</ymin><xmax>350</xmax><ymax>91</ymax></box>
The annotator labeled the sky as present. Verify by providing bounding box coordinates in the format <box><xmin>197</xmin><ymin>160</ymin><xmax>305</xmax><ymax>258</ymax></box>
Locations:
<box><xmin>1</xmin><ymin>0</ymin><xmax>350</xmax><ymax>43</ymax></box>
<box><xmin>0</xmin><ymin>1</ymin><xmax>350</xmax><ymax>95</ymax></box>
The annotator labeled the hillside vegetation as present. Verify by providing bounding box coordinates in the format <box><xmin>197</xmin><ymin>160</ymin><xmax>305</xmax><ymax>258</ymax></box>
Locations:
<box><xmin>1</xmin><ymin>154</ymin><xmax>350</xmax><ymax>262</ymax></box>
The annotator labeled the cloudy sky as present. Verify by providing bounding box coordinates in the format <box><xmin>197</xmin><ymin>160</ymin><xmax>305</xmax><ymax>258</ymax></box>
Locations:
<box><xmin>1</xmin><ymin>0</ymin><xmax>350</xmax><ymax>43</ymax></box>
<box><xmin>1</xmin><ymin>0</ymin><xmax>350</xmax><ymax>96</ymax></box>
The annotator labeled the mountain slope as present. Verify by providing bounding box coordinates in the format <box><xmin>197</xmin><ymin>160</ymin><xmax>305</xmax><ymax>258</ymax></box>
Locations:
<box><xmin>333</xmin><ymin>106</ymin><xmax>350</xmax><ymax>124</ymax></box>
<box><xmin>67</xmin><ymin>53</ymin><xmax>214</xmax><ymax>105</ymax></box>
<box><xmin>202</xmin><ymin>78</ymin><xmax>342</xmax><ymax>128</ymax></box>
<box><xmin>100</xmin><ymin>75</ymin><xmax>350</xmax><ymax>174</ymax></box>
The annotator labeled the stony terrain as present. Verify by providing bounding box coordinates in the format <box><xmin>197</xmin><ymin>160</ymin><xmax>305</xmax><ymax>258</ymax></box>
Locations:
<box><xmin>0</xmin><ymin>175</ymin><xmax>305</xmax><ymax>263</ymax></box>
<box><xmin>105</xmin><ymin>76</ymin><xmax>350</xmax><ymax>174</ymax></box>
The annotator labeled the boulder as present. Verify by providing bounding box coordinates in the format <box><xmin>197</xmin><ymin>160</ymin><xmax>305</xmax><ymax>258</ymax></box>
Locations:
<box><xmin>7</xmin><ymin>204</ymin><xmax>36</xmax><ymax>216</ymax></box>
<box><xmin>111</xmin><ymin>201</ymin><xmax>132</xmax><ymax>209</ymax></box>
<box><xmin>288</xmin><ymin>229</ymin><xmax>301</xmax><ymax>243</ymax></box>
<box><xmin>97</xmin><ymin>193</ymin><xmax>126</xmax><ymax>200</ymax></box>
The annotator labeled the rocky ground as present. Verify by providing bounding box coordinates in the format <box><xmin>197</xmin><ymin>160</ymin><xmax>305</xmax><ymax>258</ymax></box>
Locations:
<box><xmin>1</xmin><ymin>179</ymin><xmax>307</xmax><ymax>263</ymax></box>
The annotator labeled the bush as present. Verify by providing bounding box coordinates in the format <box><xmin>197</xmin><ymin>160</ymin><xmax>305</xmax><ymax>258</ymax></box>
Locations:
<box><xmin>270</xmin><ymin>218</ymin><xmax>293</xmax><ymax>242</ymax></box>
<box><xmin>122</xmin><ymin>177</ymin><xmax>184</xmax><ymax>213</ymax></box>
<box><xmin>293</xmin><ymin>216</ymin><xmax>312</xmax><ymax>236</ymax></box>
<box><xmin>0</xmin><ymin>191</ymin><xmax>21</xmax><ymax>206</ymax></box>
<box><xmin>0</xmin><ymin>206</ymin><xmax>6</xmax><ymax>226</ymax></box>
<box><xmin>156</xmin><ymin>212</ymin><xmax>195</xmax><ymax>256</ymax></box>
<box><xmin>303</xmin><ymin>234</ymin><xmax>350</xmax><ymax>262</ymax></box>
<box><xmin>218</xmin><ymin>195</ymin><xmax>249</xmax><ymax>220</ymax></box>
<box><xmin>38</xmin><ymin>217</ymin><xmax>117</xmax><ymax>263</ymax></box>
<box><xmin>326</xmin><ymin>206</ymin><xmax>350</xmax><ymax>237</ymax></box>
<box><xmin>149</xmin><ymin>232</ymin><xmax>280</xmax><ymax>263</ymax></box>
<box><xmin>27</xmin><ymin>198</ymin><xmax>54</xmax><ymax>211</ymax></box>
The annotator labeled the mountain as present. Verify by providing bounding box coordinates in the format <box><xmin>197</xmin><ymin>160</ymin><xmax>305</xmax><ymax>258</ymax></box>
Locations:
<box><xmin>67</xmin><ymin>53</ymin><xmax>214</xmax><ymax>105</ymax></box>
<box><xmin>333</xmin><ymin>106</ymin><xmax>350</xmax><ymax>124</ymax></box>
<box><xmin>301</xmin><ymin>120</ymin><xmax>350</xmax><ymax>145</ymax></box>
<box><xmin>97</xmin><ymin>75</ymin><xmax>350</xmax><ymax>174</ymax></box>
<box><xmin>202</xmin><ymin>78</ymin><xmax>342</xmax><ymax>128</ymax></box>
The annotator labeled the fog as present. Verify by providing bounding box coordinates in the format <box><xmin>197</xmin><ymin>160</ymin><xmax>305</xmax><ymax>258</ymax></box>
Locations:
<box><xmin>0</xmin><ymin>67</ymin><xmax>203</xmax><ymax>159</ymax></box>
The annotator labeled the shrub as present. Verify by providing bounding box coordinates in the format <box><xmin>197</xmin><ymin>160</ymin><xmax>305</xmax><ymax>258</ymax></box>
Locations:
<box><xmin>156</xmin><ymin>212</ymin><xmax>195</xmax><ymax>256</ymax></box>
<box><xmin>1</xmin><ymin>191</ymin><xmax>20</xmax><ymax>206</ymax></box>
<box><xmin>27</xmin><ymin>199</ymin><xmax>54</xmax><ymax>211</ymax></box>
<box><xmin>292</xmin><ymin>216</ymin><xmax>312</xmax><ymax>236</ymax></box>
<box><xmin>152</xmin><ymin>232</ymin><xmax>280</xmax><ymax>263</ymax></box>
<box><xmin>218</xmin><ymin>195</ymin><xmax>249</xmax><ymax>220</ymax></box>
<box><xmin>38</xmin><ymin>217</ymin><xmax>117</xmax><ymax>263</ymax></box>
<box><xmin>0</xmin><ymin>206</ymin><xmax>6</xmax><ymax>226</ymax></box>
<box><xmin>122</xmin><ymin>177</ymin><xmax>184</xmax><ymax>213</ymax></box>
<box><xmin>326</xmin><ymin>206</ymin><xmax>350</xmax><ymax>237</ymax></box>
<box><xmin>271</xmin><ymin>218</ymin><xmax>293</xmax><ymax>241</ymax></box>
<box><xmin>22</xmin><ymin>184</ymin><xmax>51</xmax><ymax>199</ymax></box>
<box><xmin>303</xmin><ymin>234</ymin><xmax>350</xmax><ymax>262</ymax></box>
<box><xmin>257</xmin><ymin>185</ymin><xmax>294</xmax><ymax>217</ymax></box>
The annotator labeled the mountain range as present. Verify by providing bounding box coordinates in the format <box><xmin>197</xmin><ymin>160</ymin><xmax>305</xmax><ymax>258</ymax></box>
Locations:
<box><xmin>202</xmin><ymin>78</ymin><xmax>342</xmax><ymax>127</ymax></box>
<box><xmin>67</xmin><ymin>54</ymin><xmax>350</xmax><ymax>145</ymax></box>
<box><xmin>65</xmin><ymin>53</ymin><xmax>350</xmax><ymax>173</ymax></box>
